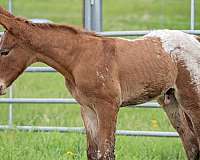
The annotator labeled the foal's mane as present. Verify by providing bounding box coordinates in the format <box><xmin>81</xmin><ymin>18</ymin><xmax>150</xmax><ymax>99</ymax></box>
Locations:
<box><xmin>15</xmin><ymin>16</ymin><xmax>100</xmax><ymax>37</ymax></box>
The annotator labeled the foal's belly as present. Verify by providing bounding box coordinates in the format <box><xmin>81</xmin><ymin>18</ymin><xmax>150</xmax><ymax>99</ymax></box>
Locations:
<box><xmin>120</xmin><ymin>79</ymin><xmax>167</xmax><ymax>107</ymax></box>
<box><xmin>119</xmin><ymin>59</ymin><xmax>178</xmax><ymax>107</ymax></box>
<box><xmin>120</xmin><ymin>69</ymin><xmax>177</xmax><ymax>107</ymax></box>
<box><xmin>116</xmin><ymin>38</ymin><xmax>178</xmax><ymax>107</ymax></box>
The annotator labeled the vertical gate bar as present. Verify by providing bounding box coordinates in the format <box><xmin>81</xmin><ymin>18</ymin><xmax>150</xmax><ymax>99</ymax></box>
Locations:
<box><xmin>8</xmin><ymin>0</ymin><xmax>13</xmax><ymax>128</ymax></box>
<box><xmin>83</xmin><ymin>0</ymin><xmax>92</xmax><ymax>31</ymax></box>
<box><xmin>8</xmin><ymin>86</ymin><xmax>13</xmax><ymax>127</ymax></box>
<box><xmin>8</xmin><ymin>0</ymin><xmax>13</xmax><ymax>13</ymax></box>
<box><xmin>91</xmin><ymin>0</ymin><xmax>102</xmax><ymax>31</ymax></box>
<box><xmin>190</xmin><ymin>0</ymin><xmax>195</xmax><ymax>30</ymax></box>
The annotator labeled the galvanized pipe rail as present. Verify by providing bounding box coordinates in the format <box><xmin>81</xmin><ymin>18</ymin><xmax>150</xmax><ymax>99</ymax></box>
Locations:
<box><xmin>0</xmin><ymin>97</ymin><xmax>160</xmax><ymax>108</ymax></box>
<box><xmin>98</xmin><ymin>30</ymin><xmax>200</xmax><ymax>37</ymax></box>
<box><xmin>0</xmin><ymin>125</ymin><xmax>179</xmax><ymax>137</ymax></box>
<box><xmin>1</xmin><ymin>30</ymin><xmax>200</xmax><ymax>37</ymax></box>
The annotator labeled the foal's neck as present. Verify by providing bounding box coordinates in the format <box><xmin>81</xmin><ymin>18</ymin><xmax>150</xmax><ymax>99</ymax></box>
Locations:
<box><xmin>34</xmin><ymin>28</ymin><xmax>82</xmax><ymax>77</ymax></box>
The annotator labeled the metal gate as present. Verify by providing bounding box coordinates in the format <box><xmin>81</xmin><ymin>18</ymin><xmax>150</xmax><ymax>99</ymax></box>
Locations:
<box><xmin>0</xmin><ymin>0</ymin><xmax>199</xmax><ymax>137</ymax></box>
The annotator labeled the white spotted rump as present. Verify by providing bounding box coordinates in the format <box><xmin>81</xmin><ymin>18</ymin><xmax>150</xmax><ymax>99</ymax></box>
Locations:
<box><xmin>145</xmin><ymin>30</ymin><xmax>200</xmax><ymax>93</ymax></box>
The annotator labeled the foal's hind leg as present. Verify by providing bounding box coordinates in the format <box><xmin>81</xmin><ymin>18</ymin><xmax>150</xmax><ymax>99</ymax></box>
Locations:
<box><xmin>175</xmin><ymin>62</ymin><xmax>200</xmax><ymax>159</ymax></box>
<box><xmin>175</xmin><ymin>95</ymin><xmax>200</xmax><ymax>160</ymax></box>
<box><xmin>158</xmin><ymin>89</ymin><xmax>199</xmax><ymax>160</ymax></box>
<box><xmin>81</xmin><ymin>100</ymin><xmax>119</xmax><ymax>160</ymax></box>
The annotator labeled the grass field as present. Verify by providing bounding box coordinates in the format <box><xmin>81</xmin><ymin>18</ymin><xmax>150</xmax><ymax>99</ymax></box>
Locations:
<box><xmin>0</xmin><ymin>0</ymin><xmax>200</xmax><ymax>159</ymax></box>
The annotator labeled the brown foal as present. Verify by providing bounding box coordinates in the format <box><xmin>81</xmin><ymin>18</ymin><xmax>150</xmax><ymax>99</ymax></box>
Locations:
<box><xmin>0</xmin><ymin>6</ymin><xmax>200</xmax><ymax>160</ymax></box>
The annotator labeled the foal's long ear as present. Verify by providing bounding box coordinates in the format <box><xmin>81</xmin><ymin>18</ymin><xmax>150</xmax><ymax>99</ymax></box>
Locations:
<box><xmin>0</xmin><ymin>14</ymin><xmax>14</xmax><ymax>30</ymax></box>
<box><xmin>0</xmin><ymin>6</ymin><xmax>19</xmax><ymax>31</ymax></box>
<box><xmin>0</xmin><ymin>6</ymin><xmax>14</xmax><ymax>18</ymax></box>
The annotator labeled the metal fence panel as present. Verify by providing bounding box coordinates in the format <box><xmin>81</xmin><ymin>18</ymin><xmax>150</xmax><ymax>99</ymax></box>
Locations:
<box><xmin>0</xmin><ymin>0</ymin><xmax>198</xmax><ymax>138</ymax></box>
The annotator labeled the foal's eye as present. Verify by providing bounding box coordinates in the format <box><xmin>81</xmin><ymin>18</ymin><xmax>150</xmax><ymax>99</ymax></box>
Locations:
<box><xmin>0</xmin><ymin>49</ymin><xmax>9</xmax><ymax>56</ymax></box>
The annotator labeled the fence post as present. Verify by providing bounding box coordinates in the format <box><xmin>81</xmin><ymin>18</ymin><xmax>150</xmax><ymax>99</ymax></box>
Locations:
<box><xmin>83</xmin><ymin>0</ymin><xmax>92</xmax><ymax>31</ymax></box>
<box><xmin>8</xmin><ymin>0</ymin><xmax>13</xmax><ymax>12</ymax></box>
<box><xmin>83</xmin><ymin>0</ymin><xmax>102</xmax><ymax>31</ymax></box>
<box><xmin>8</xmin><ymin>0</ymin><xmax>13</xmax><ymax>128</ymax></box>
<box><xmin>91</xmin><ymin>0</ymin><xmax>102</xmax><ymax>31</ymax></box>
<box><xmin>190</xmin><ymin>0</ymin><xmax>195</xmax><ymax>30</ymax></box>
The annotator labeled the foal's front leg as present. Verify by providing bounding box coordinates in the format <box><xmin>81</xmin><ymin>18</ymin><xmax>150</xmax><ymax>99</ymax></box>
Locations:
<box><xmin>81</xmin><ymin>105</ymin><xmax>98</xmax><ymax>159</ymax></box>
<box><xmin>81</xmin><ymin>101</ymin><xmax>119</xmax><ymax>160</ymax></box>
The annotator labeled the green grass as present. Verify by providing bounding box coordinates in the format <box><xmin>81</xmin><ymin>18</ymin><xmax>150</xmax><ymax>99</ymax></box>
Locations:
<box><xmin>0</xmin><ymin>132</ymin><xmax>185</xmax><ymax>160</ymax></box>
<box><xmin>1</xmin><ymin>0</ymin><xmax>200</xmax><ymax>159</ymax></box>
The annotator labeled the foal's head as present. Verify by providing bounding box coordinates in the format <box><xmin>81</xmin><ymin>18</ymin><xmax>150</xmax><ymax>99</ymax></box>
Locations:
<box><xmin>0</xmin><ymin>6</ymin><xmax>85</xmax><ymax>95</ymax></box>
<box><xmin>0</xmin><ymin>7</ymin><xmax>37</xmax><ymax>95</ymax></box>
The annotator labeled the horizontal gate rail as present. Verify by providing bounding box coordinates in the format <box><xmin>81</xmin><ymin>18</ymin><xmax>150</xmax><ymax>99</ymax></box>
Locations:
<box><xmin>25</xmin><ymin>67</ymin><xmax>56</xmax><ymax>72</ymax></box>
<box><xmin>97</xmin><ymin>30</ymin><xmax>200</xmax><ymax>36</ymax></box>
<box><xmin>0</xmin><ymin>98</ymin><xmax>160</xmax><ymax>108</ymax></box>
<box><xmin>1</xmin><ymin>30</ymin><xmax>200</xmax><ymax>37</ymax></box>
<box><xmin>0</xmin><ymin>125</ymin><xmax>178</xmax><ymax>137</ymax></box>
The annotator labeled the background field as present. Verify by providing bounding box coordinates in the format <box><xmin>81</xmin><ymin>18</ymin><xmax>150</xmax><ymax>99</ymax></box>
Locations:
<box><xmin>0</xmin><ymin>0</ymin><xmax>200</xmax><ymax>160</ymax></box>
